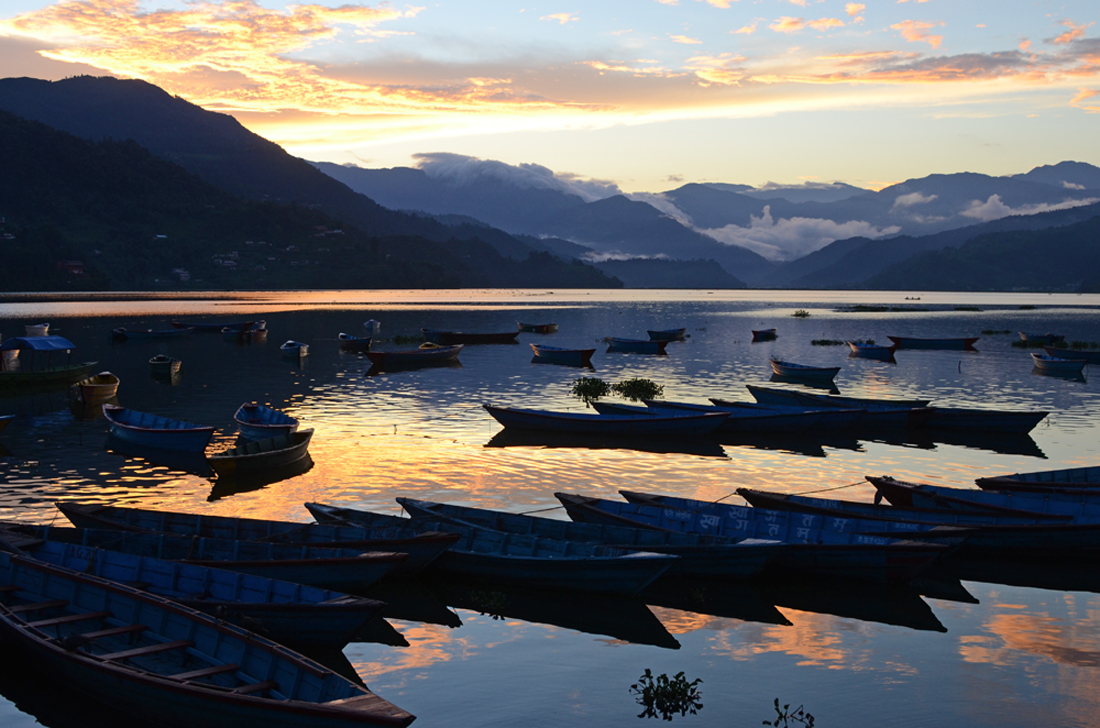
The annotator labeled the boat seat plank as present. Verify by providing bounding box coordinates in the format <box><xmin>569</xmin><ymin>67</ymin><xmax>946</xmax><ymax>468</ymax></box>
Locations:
<box><xmin>100</xmin><ymin>639</ymin><xmax>193</xmax><ymax>661</ymax></box>
<box><xmin>233</xmin><ymin>680</ymin><xmax>280</xmax><ymax>695</ymax></box>
<box><xmin>79</xmin><ymin>624</ymin><xmax>148</xmax><ymax>640</ymax></box>
<box><xmin>28</xmin><ymin>610</ymin><xmax>112</xmax><ymax>627</ymax></box>
<box><xmin>172</xmin><ymin>663</ymin><xmax>240</xmax><ymax>681</ymax></box>
<box><xmin>0</xmin><ymin>585</ymin><xmax>21</xmax><ymax>593</ymax></box>
<box><xmin>8</xmin><ymin>599</ymin><xmax>69</xmax><ymax>614</ymax></box>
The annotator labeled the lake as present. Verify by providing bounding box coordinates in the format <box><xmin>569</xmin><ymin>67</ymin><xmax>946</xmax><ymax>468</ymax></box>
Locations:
<box><xmin>1</xmin><ymin>289</ymin><xmax>1099</xmax><ymax>727</ymax></box>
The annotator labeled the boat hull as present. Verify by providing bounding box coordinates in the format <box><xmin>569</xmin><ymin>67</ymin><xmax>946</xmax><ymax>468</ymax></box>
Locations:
<box><xmin>234</xmin><ymin>404</ymin><xmax>300</xmax><ymax>441</ymax></box>
<box><xmin>605</xmin><ymin>338</ymin><xmax>668</xmax><ymax>354</ymax></box>
<box><xmin>103</xmin><ymin>405</ymin><xmax>214</xmax><ymax>452</ymax></box>
<box><xmin>209</xmin><ymin>429</ymin><xmax>313</xmax><ymax>477</ymax></box>
<box><xmin>366</xmin><ymin>345</ymin><xmax>463</xmax><ymax>370</ymax></box>
<box><xmin>483</xmin><ymin>404</ymin><xmax>728</xmax><ymax>436</ymax></box>
<box><xmin>0</xmin><ymin>361</ymin><xmax>99</xmax><ymax>388</ymax></box>
<box><xmin>1044</xmin><ymin>346</ymin><xmax>1100</xmax><ymax>364</ymax></box>
<box><xmin>887</xmin><ymin>336</ymin><xmax>979</xmax><ymax>350</ymax></box>
<box><xmin>530</xmin><ymin>344</ymin><xmax>595</xmax><ymax>367</ymax></box>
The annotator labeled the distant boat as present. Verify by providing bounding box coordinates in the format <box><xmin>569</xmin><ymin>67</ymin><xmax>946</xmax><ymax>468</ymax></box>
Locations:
<box><xmin>519</xmin><ymin>322</ymin><xmax>558</xmax><ymax>334</ymax></box>
<box><xmin>530</xmin><ymin>343</ymin><xmax>595</xmax><ymax>367</ymax></box>
<box><xmin>24</xmin><ymin>323</ymin><xmax>49</xmax><ymax>336</ymax></box>
<box><xmin>0</xmin><ymin>549</ymin><xmax>415</xmax><ymax>728</ymax></box>
<box><xmin>647</xmin><ymin>328</ymin><xmax>686</xmax><ymax>341</ymax></box>
<box><xmin>208</xmin><ymin>429</ymin><xmax>314</xmax><ymax>478</ymax></box>
<box><xmin>422</xmin><ymin>328</ymin><xmax>520</xmax><ymax>345</ymax></box>
<box><xmin>148</xmin><ymin>353</ymin><xmax>181</xmax><ymax>376</ymax></box>
<box><xmin>1043</xmin><ymin>345</ymin><xmax>1100</xmax><ymax>364</ymax></box>
<box><xmin>0</xmin><ymin>336</ymin><xmax>98</xmax><ymax>389</ymax></box>
<box><xmin>483</xmin><ymin>404</ymin><xmax>728</xmax><ymax>436</ymax></box>
<box><xmin>1031</xmin><ymin>352</ymin><xmax>1087</xmax><ymax>375</ymax></box>
<box><xmin>769</xmin><ymin>358</ymin><xmax>840</xmax><ymax>382</ymax></box>
<box><xmin>847</xmin><ymin>341</ymin><xmax>897</xmax><ymax>360</ymax></box>
<box><xmin>605</xmin><ymin>338</ymin><xmax>668</xmax><ymax>354</ymax></box>
<box><xmin>172</xmin><ymin>320</ymin><xmax>264</xmax><ymax>332</ymax></box>
<box><xmin>1020</xmin><ymin>332</ymin><xmax>1065</xmax><ymax>344</ymax></box>
<box><xmin>887</xmin><ymin>335</ymin><xmax>979</xmax><ymax>350</ymax></box>
<box><xmin>103</xmin><ymin>404</ymin><xmax>215</xmax><ymax>452</ymax></box>
<box><xmin>338</xmin><ymin>332</ymin><xmax>372</xmax><ymax>352</ymax></box>
<box><xmin>751</xmin><ymin>328</ymin><xmax>777</xmax><ymax>342</ymax></box>
<box><xmin>280</xmin><ymin>340</ymin><xmax>308</xmax><ymax>357</ymax></box>
<box><xmin>112</xmin><ymin>327</ymin><xmax>193</xmax><ymax>341</ymax></box>
<box><xmin>69</xmin><ymin>371</ymin><xmax>120</xmax><ymax>403</ymax></box>
<box><xmin>222</xmin><ymin>322</ymin><xmax>267</xmax><ymax>343</ymax></box>
<box><xmin>366</xmin><ymin>344</ymin><xmax>463</xmax><ymax>370</ymax></box>
<box><xmin>234</xmin><ymin>403</ymin><xmax>299</xmax><ymax>441</ymax></box>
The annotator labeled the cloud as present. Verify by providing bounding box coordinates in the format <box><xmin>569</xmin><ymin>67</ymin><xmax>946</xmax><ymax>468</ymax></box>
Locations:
<box><xmin>699</xmin><ymin>0</ymin><xmax>737</xmax><ymax>8</ymax></box>
<box><xmin>845</xmin><ymin>4</ymin><xmax>865</xmax><ymax>17</ymax></box>
<box><xmin>1070</xmin><ymin>88</ymin><xmax>1100</xmax><ymax>111</ymax></box>
<box><xmin>683</xmin><ymin>53</ymin><xmax>748</xmax><ymax>85</ymax></box>
<box><xmin>670</xmin><ymin>35</ymin><xmax>703</xmax><ymax>44</ymax></box>
<box><xmin>1063</xmin><ymin>181</ymin><xmax>1086</xmax><ymax>190</ymax></box>
<box><xmin>700</xmin><ymin>206</ymin><xmax>901</xmax><ymax>261</ymax></box>
<box><xmin>892</xmin><ymin>191</ymin><xmax>937</xmax><ymax>208</ymax></box>
<box><xmin>413</xmin><ymin>153</ymin><xmax>621</xmax><ymax>202</ymax></box>
<box><xmin>1020</xmin><ymin>39</ymin><xmax>1031</xmax><ymax>52</ymax></box>
<box><xmin>808</xmin><ymin>18</ymin><xmax>845</xmax><ymax>31</ymax></box>
<box><xmin>891</xmin><ymin>20</ymin><xmax>945</xmax><ymax>48</ymax></box>
<box><xmin>541</xmin><ymin>12</ymin><xmax>578</xmax><ymax>25</ymax></box>
<box><xmin>959</xmin><ymin>194</ymin><xmax>1100</xmax><ymax>222</ymax></box>
<box><xmin>1053</xmin><ymin>20</ymin><xmax>1089</xmax><ymax>45</ymax></box>
<box><xmin>770</xmin><ymin>17</ymin><xmax>806</xmax><ymax>34</ymax></box>
<box><xmin>733</xmin><ymin>21</ymin><xmax>760</xmax><ymax>35</ymax></box>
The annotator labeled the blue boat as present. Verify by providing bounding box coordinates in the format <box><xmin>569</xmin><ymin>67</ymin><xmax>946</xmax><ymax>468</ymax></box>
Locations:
<box><xmin>20</xmin><ymin>523</ymin><xmax>408</xmax><ymax>592</ymax></box>
<box><xmin>0</xmin><ymin>551</ymin><xmax>415</xmax><ymax>728</ymax></box>
<box><xmin>555</xmin><ymin>492</ymin><xmax>949</xmax><ymax>584</ymax></box>
<box><xmin>103</xmin><ymin>404</ymin><xmax>215</xmax><ymax>452</ymax></box>
<box><xmin>976</xmin><ymin>465</ymin><xmax>1100</xmax><ymax>492</ymax></box>
<box><xmin>868</xmin><ymin>476</ymin><xmax>1100</xmax><ymax>519</ymax></box>
<box><xmin>234</xmin><ymin>403</ymin><xmax>300</xmax><ymax>441</ymax></box>
<box><xmin>338</xmin><ymin>333</ymin><xmax>372</xmax><ymax>352</ymax></box>
<box><xmin>56</xmin><ymin>502</ymin><xmax>459</xmax><ymax>576</ymax></box>
<box><xmin>305</xmin><ymin>503</ymin><xmax>678</xmax><ymax>595</ymax></box>
<box><xmin>769</xmin><ymin>358</ymin><xmax>840</xmax><ymax>383</ymax></box>
<box><xmin>643</xmin><ymin>399</ymin><xmax>828</xmax><ymax>434</ymax></box>
<box><xmin>647</xmin><ymin>328</ymin><xmax>686</xmax><ymax>341</ymax></box>
<box><xmin>1044</xmin><ymin>345</ymin><xmax>1100</xmax><ymax>364</ymax></box>
<box><xmin>3</xmin><ymin>530</ymin><xmax>384</xmax><ymax>649</ymax></box>
<box><xmin>483</xmin><ymin>404</ymin><xmax>729</xmax><ymax>437</ymax></box>
<box><xmin>530</xmin><ymin>343</ymin><xmax>595</xmax><ymax>367</ymax></box>
<box><xmin>397</xmin><ymin>497</ymin><xmax>783</xmax><ymax>580</ymax></box>
<box><xmin>605</xmin><ymin>337</ymin><xmax>668</xmax><ymax>354</ymax></box>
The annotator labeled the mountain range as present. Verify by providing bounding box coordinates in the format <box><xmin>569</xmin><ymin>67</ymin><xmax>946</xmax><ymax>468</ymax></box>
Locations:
<box><xmin>2</xmin><ymin>74</ymin><xmax>1099</xmax><ymax>292</ymax></box>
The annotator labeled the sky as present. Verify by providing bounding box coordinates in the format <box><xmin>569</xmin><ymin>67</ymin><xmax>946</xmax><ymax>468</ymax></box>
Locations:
<box><xmin>1</xmin><ymin>0</ymin><xmax>1099</xmax><ymax>192</ymax></box>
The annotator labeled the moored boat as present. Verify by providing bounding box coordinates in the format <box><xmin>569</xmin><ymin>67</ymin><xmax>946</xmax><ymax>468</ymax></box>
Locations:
<box><xmin>847</xmin><ymin>341</ymin><xmax>897</xmax><ymax>360</ymax></box>
<box><xmin>338</xmin><ymin>333</ymin><xmax>372</xmax><ymax>352</ymax></box>
<box><xmin>223</xmin><ymin>322</ymin><xmax>268</xmax><ymax>343</ymax></box>
<box><xmin>976</xmin><ymin>465</ymin><xmax>1100</xmax><ymax>492</ymax></box>
<box><xmin>745</xmin><ymin>384</ymin><xmax>931</xmax><ymax>409</ymax></box>
<box><xmin>68</xmin><ymin>371</ymin><xmax>120</xmax><ymax>403</ymax></box>
<box><xmin>647</xmin><ymin>328</ymin><xmax>686</xmax><ymax>341</ymax></box>
<box><xmin>867</xmin><ymin>475</ymin><xmax>1100</xmax><ymax>519</ymax></box>
<box><xmin>1043</xmin><ymin>345</ymin><xmax>1100</xmax><ymax>364</ymax></box>
<box><xmin>149</xmin><ymin>354</ymin><xmax>181</xmax><ymax>375</ymax></box>
<box><xmin>24</xmin><ymin>323</ymin><xmax>49</xmax><ymax>336</ymax></box>
<box><xmin>103</xmin><ymin>404</ymin><xmax>215</xmax><ymax>453</ymax></box>
<box><xmin>605</xmin><ymin>337</ymin><xmax>668</xmax><ymax>354</ymax></box>
<box><xmin>1031</xmin><ymin>352</ymin><xmax>1086</xmax><ymax>375</ymax></box>
<box><xmin>642</xmin><ymin>399</ymin><xmax>828</xmax><ymax>434</ymax></box>
<box><xmin>751</xmin><ymin>328</ymin><xmax>777</xmax><ymax>342</ymax></box>
<box><xmin>0</xmin><ymin>550</ymin><xmax>416</xmax><ymax>728</ymax></box>
<box><xmin>422</xmin><ymin>328</ymin><xmax>519</xmax><ymax>345</ymax></box>
<box><xmin>769</xmin><ymin>358</ymin><xmax>840</xmax><ymax>382</ymax></box>
<box><xmin>0</xmin><ymin>336</ymin><xmax>98</xmax><ymax>389</ymax></box>
<box><xmin>112</xmin><ymin>327</ymin><xmax>193</xmax><ymax>341</ymax></box>
<box><xmin>1020</xmin><ymin>332</ymin><xmax>1065</xmax><ymax>344</ymax></box>
<box><xmin>208</xmin><ymin>429</ymin><xmax>314</xmax><ymax>478</ymax></box>
<box><xmin>280</xmin><ymin>340</ymin><xmax>309</xmax><ymax>358</ymax></box>
<box><xmin>530</xmin><ymin>343</ymin><xmax>595</xmax><ymax>367</ymax></box>
<box><xmin>518</xmin><ymin>322</ymin><xmax>558</xmax><ymax>334</ymax></box>
<box><xmin>366</xmin><ymin>344</ymin><xmax>462</xmax><ymax>370</ymax></box>
<box><xmin>172</xmin><ymin>320</ymin><xmax>265</xmax><ymax>332</ymax></box>
<box><xmin>483</xmin><ymin>404</ymin><xmax>728</xmax><ymax>437</ymax></box>
<box><xmin>887</xmin><ymin>335</ymin><xmax>979</xmax><ymax>350</ymax></box>
<box><xmin>305</xmin><ymin>503</ymin><xmax>677</xmax><ymax>595</ymax></box>
<box><xmin>234</xmin><ymin>403</ymin><xmax>300</xmax><ymax>441</ymax></box>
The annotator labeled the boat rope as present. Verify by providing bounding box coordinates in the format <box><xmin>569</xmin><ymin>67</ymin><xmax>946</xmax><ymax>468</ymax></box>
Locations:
<box><xmin>798</xmin><ymin>480</ymin><xmax>864</xmax><ymax>495</ymax></box>
<box><xmin>516</xmin><ymin>504</ymin><xmax>565</xmax><ymax>515</ymax></box>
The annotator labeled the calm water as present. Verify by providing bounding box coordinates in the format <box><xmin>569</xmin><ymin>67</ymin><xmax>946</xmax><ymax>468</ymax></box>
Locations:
<box><xmin>1</xmin><ymin>289</ymin><xmax>1099</xmax><ymax>727</ymax></box>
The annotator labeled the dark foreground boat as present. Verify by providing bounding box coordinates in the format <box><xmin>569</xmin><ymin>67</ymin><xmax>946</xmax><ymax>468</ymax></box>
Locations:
<box><xmin>976</xmin><ymin>464</ymin><xmax>1100</xmax><ymax>492</ymax></box>
<box><xmin>234</xmin><ymin>403</ymin><xmax>300</xmax><ymax>441</ymax></box>
<box><xmin>208</xmin><ymin>430</ymin><xmax>314</xmax><ymax>478</ymax></box>
<box><xmin>887</xmin><ymin>335</ymin><xmax>979</xmax><ymax>350</ymax></box>
<box><xmin>103</xmin><ymin>404</ymin><xmax>215</xmax><ymax>452</ymax></box>
<box><xmin>2</xmin><ymin>531</ymin><xmax>383</xmax><ymax>649</ymax></box>
<box><xmin>305</xmin><ymin>503</ymin><xmax>678</xmax><ymax>595</ymax></box>
<box><xmin>0</xmin><ymin>551</ymin><xmax>415</xmax><ymax>728</ymax></box>
<box><xmin>56</xmin><ymin>502</ymin><xmax>457</xmax><ymax>576</ymax></box>
<box><xmin>397</xmin><ymin>497</ymin><xmax>782</xmax><ymax>579</ymax></box>
<box><xmin>483</xmin><ymin>404</ymin><xmax>728</xmax><ymax>437</ymax></box>
<box><xmin>867</xmin><ymin>475</ymin><xmax>1100</xmax><ymax>519</ymax></box>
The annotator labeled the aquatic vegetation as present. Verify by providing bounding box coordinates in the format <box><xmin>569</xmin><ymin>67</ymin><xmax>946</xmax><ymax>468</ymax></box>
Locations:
<box><xmin>571</xmin><ymin>376</ymin><xmax>611</xmax><ymax>406</ymax></box>
<box><xmin>763</xmin><ymin>698</ymin><xmax>815</xmax><ymax>727</ymax></box>
<box><xmin>612</xmin><ymin>378</ymin><xmax>664</xmax><ymax>402</ymax></box>
<box><xmin>629</xmin><ymin>669</ymin><xmax>703</xmax><ymax>721</ymax></box>
<box><xmin>792</xmin><ymin>309</ymin><xmax>811</xmax><ymax>318</ymax></box>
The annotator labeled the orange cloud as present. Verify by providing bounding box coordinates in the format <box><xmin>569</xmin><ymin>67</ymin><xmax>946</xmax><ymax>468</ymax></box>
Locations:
<box><xmin>541</xmin><ymin>12</ymin><xmax>578</xmax><ymax>25</ymax></box>
<box><xmin>891</xmin><ymin>19</ymin><xmax>945</xmax><ymax>48</ymax></box>
<box><xmin>1070</xmin><ymin>88</ymin><xmax>1100</xmax><ymax>112</ymax></box>
<box><xmin>1053</xmin><ymin>20</ymin><xmax>1089</xmax><ymax>45</ymax></box>
<box><xmin>1020</xmin><ymin>39</ymin><xmax>1031</xmax><ymax>52</ymax></box>
<box><xmin>684</xmin><ymin>52</ymin><xmax>747</xmax><ymax>85</ymax></box>
<box><xmin>701</xmin><ymin>0</ymin><xmax>737</xmax><ymax>7</ymax></box>
<box><xmin>670</xmin><ymin>34</ymin><xmax>703</xmax><ymax>44</ymax></box>
<box><xmin>771</xmin><ymin>16</ymin><xmax>806</xmax><ymax>33</ymax></box>
<box><xmin>808</xmin><ymin>18</ymin><xmax>845</xmax><ymax>31</ymax></box>
<box><xmin>734</xmin><ymin>22</ymin><xmax>759</xmax><ymax>35</ymax></box>
<box><xmin>845</xmin><ymin>4</ymin><xmax>865</xmax><ymax>17</ymax></box>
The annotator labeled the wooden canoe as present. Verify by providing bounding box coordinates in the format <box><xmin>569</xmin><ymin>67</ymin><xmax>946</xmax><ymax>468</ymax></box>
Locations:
<box><xmin>887</xmin><ymin>335</ymin><xmax>979</xmax><ymax>350</ymax></box>
<box><xmin>605</xmin><ymin>337</ymin><xmax>668</xmax><ymax>354</ymax></box>
<box><xmin>768</xmin><ymin>358</ymin><xmax>840</xmax><ymax>382</ymax></box>
<box><xmin>208</xmin><ymin>430</ymin><xmax>313</xmax><ymax>478</ymax></box>
<box><xmin>518</xmin><ymin>322</ymin><xmax>558</xmax><ymax>334</ymax></box>
<box><xmin>530</xmin><ymin>344</ymin><xmax>595</xmax><ymax>367</ymax></box>
<box><xmin>234</xmin><ymin>403</ymin><xmax>300</xmax><ymax>441</ymax></box>
<box><xmin>112</xmin><ymin>327</ymin><xmax>193</xmax><ymax>341</ymax></box>
<box><xmin>976</xmin><ymin>465</ymin><xmax>1100</xmax><ymax>492</ymax></box>
<box><xmin>366</xmin><ymin>344</ymin><xmax>463</xmax><ymax>370</ymax></box>
<box><xmin>867</xmin><ymin>475</ymin><xmax>1100</xmax><ymax>519</ymax></box>
<box><xmin>1031</xmin><ymin>352</ymin><xmax>1086</xmax><ymax>374</ymax></box>
<box><xmin>647</xmin><ymin>328</ymin><xmax>686</xmax><ymax>341</ymax></box>
<box><xmin>483</xmin><ymin>404</ymin><xmax>728</xmax><ymax>436</ymax></box>
<box><xmin>338</xmin><ymin>333</ymin><xmax>372</xmax><ymax>352</ymax></box>
<box><xmin>751</xmin><ymin>328</ymin><xmax>776</xmax><ymax>342</ymax></box>
<box><xmin>103</xmin><ymin>404</ymin><xmax>215</xmax><ymax>453</ymax></box>
<box><xmin>68</xmin><ymin>371</ymin><xmax>120</xmax><ymax>403</ymax></box>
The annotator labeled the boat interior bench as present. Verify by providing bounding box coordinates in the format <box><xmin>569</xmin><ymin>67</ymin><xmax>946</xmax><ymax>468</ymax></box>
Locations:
<box><xmin>233</xmin><ymin>679</ymin><xmax>280</xmax><ymax>695</ymax></box>
<box><xmin>100</xmin><ymin>639</ymin><xmax>193</xmax><ymax>661</ymax></box>
<box><xmin>79</xmin><ymin>623</ymin><xmax>148</xmax><ymax>640</ymax></box>
<box><xmin>8</xmin><ymin>599</ymin><xmax>70</xmax><ymax>614</ymax></box>
<box><xmin>172</xmin><ymin>663</ymin><xmax>240</xmax><ymax>681</ymax></box>
<box><xmin>29</xmin><ymin>610</ymin><xmax>112</xmax><ymax>627</ymax></box>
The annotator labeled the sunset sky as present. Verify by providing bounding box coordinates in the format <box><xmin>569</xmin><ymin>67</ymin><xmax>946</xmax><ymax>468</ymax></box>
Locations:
<box><xmin>1</xmin><ymin>0</ymin><xmax>1098</xmax><ymax>192</ymax></box>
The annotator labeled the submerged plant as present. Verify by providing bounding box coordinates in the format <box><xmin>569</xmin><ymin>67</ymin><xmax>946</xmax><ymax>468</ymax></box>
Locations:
<box><xmin>763</xmin><ymin>698</ymin><xmax>815</xmax><ymax>727</ymax></box>
<box><xmin>571</xmin><ymin>376</ymin><xmax>611</xmax><ymax>406</ymax></box>
<box><xmin>629</xmin><ymin>669</ymin><xmax>703</xmax><ymax>721</ymax></box>
<box><xmin>612</xmin><ymin>378</ymin><xmax>664</xmax><ymax>402</ymax></box>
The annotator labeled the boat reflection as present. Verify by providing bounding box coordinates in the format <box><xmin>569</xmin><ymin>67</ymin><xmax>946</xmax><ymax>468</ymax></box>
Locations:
<box><xmin>715</xmin><ymin>432</ymin><xmax>863</xmax><ymax>458</ymax></box>
<box><xmin>366</xmin><ymin>360</ymin><xmax>463</xmax><ymax>376</ymax></box>
<box><xmin>207</xmin><ymin>453</ymin><xmax>315</xmax><ymax>501</ymax></box>
<box><xmin>768</xmin><ymin>374</ymin><xmax>841</xmax><ymax>394</ymax></box>
<box><xmin>150</xmin><ymin>369</ymin><xmax>182</xmax><ymax>386</ymax></box>
<box><xmin>865</xmin><ymin>429</ymin><xmax>1046</xmax><ymax>459</ymax></box>
<box><xmin>0</xmin><ymin>658</ymin><xmax>146</xmax><ymax>728</ymax></box>
<box><xmin>1031</xmin><ymin>366</ymin><xmax>1087</xmax><ymax>383</ymax></box>
<box><xmin>428</xmin><ymin>575</ymin><xmax>681</xmax><ymax>650</ymax></box>
<box><xmin>69</xmin><ymin>396</ymin><xmax>118</xmax><ymax>422</ymax></box>
<box><xmin>352</xmin><ymin>578</ymin><xmax>463</xmax><ymax>628</ymax></box>
<box><xmin>641</xmin><ymin>577</ymin><xmax>791</xmax><ymax>626</ymax></box>
<box><xmin>105</xmin><ymin>433</ymin><xmax>215</xmax><ymax>478</ymax></box>
<box><xmin>945</xmin><ymin>555</ymin><xmax>1100</xmax><ymax>594</ymax></box>
<box><xmin>485</xmin><ymin>429</ymin><xmax>728</xmax><ymax>458</ymax></box>
<box><xmin>759</xmin><ymin>580</ymin><xmax>947</xmax><ymax>633</ymax></box>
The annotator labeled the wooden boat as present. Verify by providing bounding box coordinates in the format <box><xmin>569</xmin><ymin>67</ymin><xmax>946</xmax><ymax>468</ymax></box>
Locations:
<box><xmin>280</xmin><ymin>340</ymin><xmax>309</xmax><ymax>357</ymax></box>
<box><xmin>483</xmin><ymin>404</ymin><xmax>728</xmax><ymax>437</ymax></box>
<box><xmin>103</xmin><ymin>404</ymin><xmax>215</xmax><ymax>453</ymax></box>
<box><xmin>149</xmin><ymin>354</ymin><xmax>182</xmax><ymax>375</ymax></box>
<box><xmin>647</xmin><ymin>328</ymin><xmax>686</xmax><ymax>341</ymax></box>
<box><xmin>234</xmin><ymin>403</ymin><xmax>300</xmax><ymax>441</ymax></box>
<box><xmin>0</xmin><ymin>414</ymin><xmax>12</xmax><ymax>434</ymax></box>
<box><xmin>56</xmin><ymin>502</ymin><xmax>459</xmax><ymax>576</ymax></box>
<box><xmin>112</xmin><ymin>327</ymin><xmax>193</xmax><ymax>341</ymax></box>
<box><xmin>751</xmin><ymin>328</ymin><xmax>776</xmax><ymax>342</ymax></box>
<box><xmin>305</xmin><ymin>503</ymin><xmax>677</xmax><ymax>596</ymax></box>
<box><xmin>397</xmin><ymin>497</ymin><xmax>782</xmax><ymax>580</ymax></box>
<box><xmin>223</xmin><ymin>323</ymin><xmax>268</xmax><ymax>343</ymax></box>
<box><xmin>518</xmin><ymin>322</ymin><xmax>558</xmax><ymax>334</ymax></box>
<box><xmin>68</xmin><ymin>371</ymin><xmax>120</xmax><ymax>403</ymax></box>
<box><xmin>1020</xmin><ymin>331</ymin><xmax>1065</xmax><ymax>344</ymax></box>
<box><xmin>604</xmin><ymin>337</ymin><xmax>668</xmax><ymax>354</ymax></box>
<box><xmin>15</xmin><ymin>524</ymin><xmax>408</xmax><ymax>592</ymax></box>
<box><xmin>24</xmin><ymin>323</ymin><xmax>49</xmax><ymax>336</ymax></box>
<box><xmin>976</xmin><ymin>465</ymin><xmax>1100</xmax><ymax>492</ymax></box>
<box><xmin>365</xmin><ymin>344</ymin><xmax>463</xmax><ymax>370</ymax></box>
<box><xmin>847</xmin><ymin>341</ymin><xmax>897</xmax><ymax>359</ymax></box>
<box><xmin>338</xmin><ymin>333</ymin><xmax>372</xmax><ymax>352</ymax></box>
<box><xmin>530</xmin><ymin>343</ymin><xmax>595</xmax><ymax>367</ymax></box>
<box><xmin>208</xmin><ymin>430</ymin><xmax>313</xmax><ymax>478</ymax></box>
<box><xmin>887</xmin><ymin>335</ymin><xmax>979</xmax><ymax>350</ymax></box>
<box><xmin>555</xmin><ymin>492</ymin><xmax>948</xmax><ymax>584</ymax></box>
<box><xmin>741</xmin><ymin>387</ymin><xmax>935</xmax><ymax>428</ymax></box>
<box><xmin>707</xmin><ymin>399</ymin><xmax>866</xmax><ymax>430</ymax></box>
<box><xmin>769</xmin><ymin>358</ymin><xmax>840</xmax><ymax>382</ymax></box>
<box><xmin>641</xmin><ymin>399</ymin><xmax>827</xmax><ymax>434</ymax></box>
<box><xmin>421</xmin><ymin>328</ymin><xmax>519</xmax><ymax>345</ymax></box>
<box><xmin>4</xmin><ymin>531</ymin><xmax>384</xmax><ymax>649</ymax></box>
<box><xmin>1031</xmin><ymin>352</ymin><xmax>1086</xmax><ymax>374</ymax></box>
<box><xmin>0</xmin><ymin>336</ymin><xmax>98</xmax><ymax>388</ymax></box>
<box><xmin>1043</xmin><ymin>346</ymin><xmax>1100</xmax><ymax>364</ymax></box>
<box><xmin>172</xmin><ymin>320</ymin><xmax>265</xmax><ymax>332</ymax></box>
<box><xmin>745</xmin><ymin>384</ymin><xmax>931</xmax><ymax>409</ymax></box>
<box><xmin>0</xmin><ymin>550</ymin><xmax>414</xmax><ymax>728</ymax></box>
<box><xmin>867</xmin><ymin>475</ymin><xmax>1100</xmax><ymax>519</ymax></box>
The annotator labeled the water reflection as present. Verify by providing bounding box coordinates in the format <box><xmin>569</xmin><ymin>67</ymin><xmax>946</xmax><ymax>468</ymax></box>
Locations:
<box><xmin>105</xmin><ymin>434</ymin><xmax>215</xmax><ymax>478</ymax></box>
<box><xmin>485</xmin><ymin>429</ymin><xmax>729</xmax><ymax>459</ymax></box>
<box><xmin>207</xmin><ymin>453</ymin><xmax>315</xmax><ymax>501</ymax></box>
